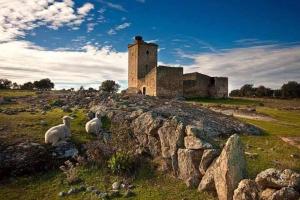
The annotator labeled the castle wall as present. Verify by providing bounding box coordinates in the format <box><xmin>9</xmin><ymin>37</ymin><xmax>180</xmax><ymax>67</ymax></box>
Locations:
<box><xmin>183</xmin><ymin>73</ymin><xmax>211</xmax><ymax>98</ymax></box>
<box><xmin>209</xmin><ymin>77</ymin><xmax>228</xmax><ymax>98</ymax></box>
<box><xmin>128</xmin><ymin>44</ymin><xmax>138</xmax><ymax>88</ymax></box>
<box><xmin>137</xmin><ymin>67</ymin><xmax>157</xmax><ymax>96</ymax></box>
<box><xmin>156</xmin><ymin>66</ymin><xmax>183</xmax><ymax>97</ymax></box>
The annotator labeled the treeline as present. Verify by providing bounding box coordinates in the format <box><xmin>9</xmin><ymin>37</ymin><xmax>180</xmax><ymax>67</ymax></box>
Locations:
<box><xmin>230</xmin><ymin>81</ymin><xmax>300</xmax><ymax>98</ymax></box>
<box><xmin>0</xmin><ymin>78</ymin><xmax>54</xmax><ymax>90</ymax></box>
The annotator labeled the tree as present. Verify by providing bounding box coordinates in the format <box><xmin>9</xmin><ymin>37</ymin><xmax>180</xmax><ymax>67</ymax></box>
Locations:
<box><xmin>33</xmin><ymin>78</ymin><xmax>54</xmax><ymax>90</ymax></box>
<box><xmin>281</xmin><ymin>81</ymin><xmax>300</xmax><ymax>98</ymax></box>
<box><xmin>240</xmin><ymin>84</ymin><xmax>255</xmax><ymax>97</ymax></box>
<box><xmin>229</xmin><ymin>89</ymin><xmax>241</xmax><ymax>97</ymax></box>
<box><xmin>12</xmin><ymin>82</ymin><xmax>20</xmax><ymax>89</ymax></box>
<box><xmin>99</xmin><ymin>80</ymin><xmax>120</xmax><ymax>93</ymax></box>
<box><xmin>0</xmin><ymin>79</ymin><xmax>12</xmax><ymax>89</ymax></box>
<box><xmin>20</xmin><ymin>82</ymin><xmax>35</xmax><ymax>90</ymax></box>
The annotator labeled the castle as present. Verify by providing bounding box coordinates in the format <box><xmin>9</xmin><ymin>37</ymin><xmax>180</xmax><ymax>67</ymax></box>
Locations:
<box><xmin>127</xmin><ymin>36</ymin><xmax>228</xmax><ymax>98</ymax></box>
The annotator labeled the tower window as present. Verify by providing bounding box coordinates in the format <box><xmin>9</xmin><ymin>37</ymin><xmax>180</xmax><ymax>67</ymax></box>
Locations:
<box><xmin>146</xmin><ymin>50</ymin><xmax>149</xmax><ymax>55</ymax></box>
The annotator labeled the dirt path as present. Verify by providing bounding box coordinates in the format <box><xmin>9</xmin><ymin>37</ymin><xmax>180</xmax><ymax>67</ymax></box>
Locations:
<box><xmin>209</xmin><ymin>108</ymin><xmax>275</xmax><ymax>121</ymax></box>
<box><xmin>280</xmin><ymin>137</ymin><xmax>300</xmax><ymax>150</ymax></box>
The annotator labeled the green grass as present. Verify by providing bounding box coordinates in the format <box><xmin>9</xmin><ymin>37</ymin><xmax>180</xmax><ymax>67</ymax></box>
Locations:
<box><xmin>0</xmin><ymin>89</ymin><xmax>36</xmax><ymax>98</ymax></box>
<box><xmin>240</xmin><ymin>107</ymin><xmax>300</xmax><ymax>178</ymax></box>
<box><xmin>0</xmin><ymin>165</ymin><xmax>215</xmax><ymax>200</ymax></box>
<box><xmin>187</xmin><ymin>97</ymin><xmax>261</xmax><ymax>106</ymax></box>
<box><xmin>0</xmin><ymin>108</ymin><xmax>94</xmax><ymax>144</ymax></box>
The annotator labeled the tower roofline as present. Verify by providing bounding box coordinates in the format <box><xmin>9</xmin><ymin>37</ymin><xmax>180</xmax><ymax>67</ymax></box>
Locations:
<box><xmin>128</xmin><ymin>35</ymin><xmax>158</xmax><ymax>48</ymax></box>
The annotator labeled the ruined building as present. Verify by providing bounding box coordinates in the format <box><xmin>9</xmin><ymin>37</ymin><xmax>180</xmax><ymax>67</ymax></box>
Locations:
<box><xmin>127</xmin><ymin>36</ymin><xmax>228</xmax><ymax>98</ymax></box>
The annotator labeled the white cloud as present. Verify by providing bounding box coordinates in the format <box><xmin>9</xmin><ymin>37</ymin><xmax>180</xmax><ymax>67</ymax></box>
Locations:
<box><xmin>98</xmin><ymin>0</ymin><xmax>127</xmax><ymax>12</ymax></box>
<box><xmin>87</xmin><ymin>23</ymin><xmax>96</xmax><ymax>32</ymax></box>
<box><xmin>115</xmin><ymin>22</ymin><xmax>131</xmax><ymax>30</ymax></box>
<box><xmin>181</xmin><ymin>44</ymin><xmax>300</xmax><ymax>90</ymax></box>
<box><xmin>107</xmin><ymin>22</ymin><xmax>131</xmax><ymax>35</ymax></box>
<box><xmin>0</xmin><ymin>0</ymin><xmax>94</xmax><ymax>42</ymax></box>
<box><xmin>0</xmin><ymin>40</ymin><xmax>128</xmax><ymax>89</ymax></box>
<box><xmin>77</xmin><ymin>3</ymin><xmax>94</xmax><ymax>15</ymax></box>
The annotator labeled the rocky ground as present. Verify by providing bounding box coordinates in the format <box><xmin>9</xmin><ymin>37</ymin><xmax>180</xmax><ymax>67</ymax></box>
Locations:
<box><xmin>0</xmin><ymin>90</ymin><xmax>300</xmax><ymax>200</ymax></box>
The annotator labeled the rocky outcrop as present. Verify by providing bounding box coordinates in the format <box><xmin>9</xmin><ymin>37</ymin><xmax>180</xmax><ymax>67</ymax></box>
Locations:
<box><xmin>255</xmin><ymin>168</ymin><xmax>300</xmax><ymax>190</ymax></box>
<box><xmin>131</xmin><ymin>111</ymin><xmax>163</xmax><ymax>157</ymax></box>
<box><xmin>260</xmin><ymin>188</ymin><xmax>277</xmax><ymax>200</ymax></box>
<box><xmin>158</xmin><ymin>117</ymin><xmax>185</xmax><ymax>174</ymax></box>
<box><xmin>214</xmin><ymin>134</ymin><xmax>247</xmax><ymax>200</ymax></box>
<box><xmin>233</xmin><ymin>179</ymin><xmax>259</xmax><ymax>200</ymax></box>
<box><xmin>184</xmin><ymin>136</ymin><xmax>212</xmax><ymax>150</ymax></box>
<box><xmin>199</xmin><ymin>149</ymin><xmax>220</xmax><ymax>175</ymax></box>
<box><xmin>198</xmin><ymin>159</ymin><xmax>217</xmax><ymax>193</ymax></box>
<box><xmin>198</xmin><ymin>134</ymin><xmax>247</xmax><ymax>200</ymax></box>
<box><xmin>0</xmin><ymin>142</ymin><xmax>53</xmax><ymax>177</ymax></box>
<box><xmin>269</xmin><ymin>187</ymin><xmax>299</xmax><ymax>200</ymax></box>
<box><xmin>177</xmin><ymin>148</ymin><xmax>203</xmax><ymax>188</ymax></box>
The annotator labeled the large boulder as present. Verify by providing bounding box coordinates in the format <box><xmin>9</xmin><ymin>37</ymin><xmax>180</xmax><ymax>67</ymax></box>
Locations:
<box><xmin>0</xmin><ymin>142</ymin><xmax>53</xmax><ymax>177</ymax></box>
<box><xmin>131</xmin><ymin>111</ymin><xmax>163</xmax><ymax>157</ymax></box>
<box><xmin>260</xmin><ymin>188</ymin><xmax>277</xmax><ymax>200</ymax></box>
<box><xmin>177</xmin><ymin>148</ymin><xmax>203</xmax><ymax>188</ymax></box>
<box><xmin>184</xmin><ymin>136</ymin><xmax>212</xmax><ymax>150</ymax></box>
<box><xmin>158</xmin><ymin>117</ymin><xmax>185</xmax><ymax>174</ymax></box>
<box><xmin>198</xmin><ymin>159</ymin><xmax>217</xmax><ymax>193</ymax></box>
<box><xmin>199</xmin><ymin>149</ymin><xmax>220</xmax><ymax>175</ymax></box>
<box><xmin>214</xmin><ymin>134</ymin><xmax>247</xmax><ymax>200</ymax></box>
<box><xmin>255</xmin><ymin>168</ymin><xmax>300</xmax><ymax>190</ymax></box>
<box><xmin>198</xmin><ymin>134</ymin><xmax>247</xmax><ymax>200</ymax></box>
<box><xmin>186</xmin><ymin>125</ymin><xmax>204</xmax><ymax>137</ymax></box>
<box><xmin>52</xmin><ymin>141</ymin><xmax>78</xmax><ymax>159</ymax></box>
<box><xmin>269</xmin><ymin>187</ymin><xmax>300</xmax><ymax>200</ymax></box>
<box><xmin>233</xmin><ymin>179</ymin><xmax>260</xmax><ymax>200</ymax></box>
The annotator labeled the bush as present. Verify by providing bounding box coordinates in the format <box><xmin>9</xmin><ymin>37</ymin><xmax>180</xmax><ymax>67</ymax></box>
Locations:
<box><xmin>59</xmin><ymin>160</ymin><xmax>80</xmax><ymax>184</ymax></box>
<box><xmin>49</xmin><ymin>99</ymin><xmax>64</xmax><ymax>107</ymax></box>
<box><xmin>108</xmin><ymin>151</ymin><xmax>134</xmax><ymax>175</ymax></box>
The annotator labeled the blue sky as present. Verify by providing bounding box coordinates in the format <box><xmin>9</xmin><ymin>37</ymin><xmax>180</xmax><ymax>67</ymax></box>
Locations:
<box><xmin>0</xmin><ymin>0</ymin><xmax>300</xmax><ymax>91</ymax></box>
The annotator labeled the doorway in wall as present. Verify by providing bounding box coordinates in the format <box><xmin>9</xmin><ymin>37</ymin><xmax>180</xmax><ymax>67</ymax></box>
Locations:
<box><xmin>142</xmin><ymin>87</ymin><xmax>146</xmax><ymax>95</ymax></box>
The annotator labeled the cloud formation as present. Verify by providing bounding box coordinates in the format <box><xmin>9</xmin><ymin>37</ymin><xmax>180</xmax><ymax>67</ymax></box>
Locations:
<box><xmin>108</xmin><ymin>22</ymin><xmax>131</xmax><ymax>35</ymax></box>
<box><xmin>0</xmin><ymin>0</ymin><xmax>94</xmax><ymax>42</ymax></box>
<box><xmin>0</xmin><ymin>40</ymin><xmax>128</xmax><ymax>89</ymax></box>
<box><xmin>182</xmin><ymin>44</ymin><xmax>300</xmax><ymax>90</ymax></box>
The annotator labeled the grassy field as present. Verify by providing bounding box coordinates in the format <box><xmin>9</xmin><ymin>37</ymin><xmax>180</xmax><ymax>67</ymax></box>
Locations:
<box><xmin>0</xmin><ymin>93</ymin><xmax>300</xmax><ymax>199</ymax></box>
<box><xmin>0</xmin><ymin>89</ymin><xmax>36</xmax><ymax>98</ymax></box>
<box><xmin>190</xmin><ymin>97</ymin><xmax>300</xmax><ymax>178</ymax></box>
<box><xmin>186</xmin><ymin>97</ymin><xmax>262</xmax><ymax>106</ymax></box>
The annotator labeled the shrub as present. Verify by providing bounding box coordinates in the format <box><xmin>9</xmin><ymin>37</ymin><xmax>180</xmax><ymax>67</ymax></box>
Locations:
<box><xmin>49</xmin><ymin>99</ymin><xmax>64</xmax><ymax>107</ymax></box>
<box><xmin>59</xmin><ymin>160</ymin><xmax>79</xmax><ymax>184</ymax></box>
<box><xmin>84</xmin><ymin>141</ymin><xmax>115</xmax><ymax>165</ymax></box>
<box><xmin>108</xmin><ymin>151</ymin><xmax>134</xmax><ymax>175</ymax></box>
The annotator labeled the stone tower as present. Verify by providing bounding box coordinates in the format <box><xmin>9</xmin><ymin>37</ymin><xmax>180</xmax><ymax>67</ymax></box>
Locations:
<box><xmin>128</xmin><ymin>36</ymin><xmax>158</xmax><ymax>90</ymax></box>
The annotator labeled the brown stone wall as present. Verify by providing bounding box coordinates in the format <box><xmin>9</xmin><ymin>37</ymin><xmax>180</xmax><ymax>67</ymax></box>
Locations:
<box><xmin>156</xmin><ymin>66</ymin><xmax>183</xmax><ymax>97</ymax></box>
<box><xmin>183</xmin><ymin>73</ymin><xmax>211</xmax><ymax>98</ymax></box>
<box><xmin>128</xmin><ymin>39</ymin><xmax>157</xmax><ymax>90</ymax></box>
<box><xmin>210</xmin><ymin>77</ymin><xmax>228</xmax><ymax>98</ymax></box>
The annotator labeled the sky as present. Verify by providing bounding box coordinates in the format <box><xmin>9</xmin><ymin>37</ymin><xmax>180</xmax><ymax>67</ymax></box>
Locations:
<box><xmin>0</xmin><ymin>0</ymin><xmax>300</xmax><ymax>91</ymax></box>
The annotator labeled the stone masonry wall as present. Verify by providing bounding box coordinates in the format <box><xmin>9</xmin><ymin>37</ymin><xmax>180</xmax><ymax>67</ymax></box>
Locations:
<box><xmin>156</xmin><ymin>66</ymin><xmax>183</xmax><ymax>97</ymax></box>
<box><xmin>209</xmin><ymin>77</ymin><xmax>228</xmax><ymax>98</ymax></box>
<box><xmin>183</xmin><ymin>73</ymin><xmax>211</xmax><ymax>98</ymax></box>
